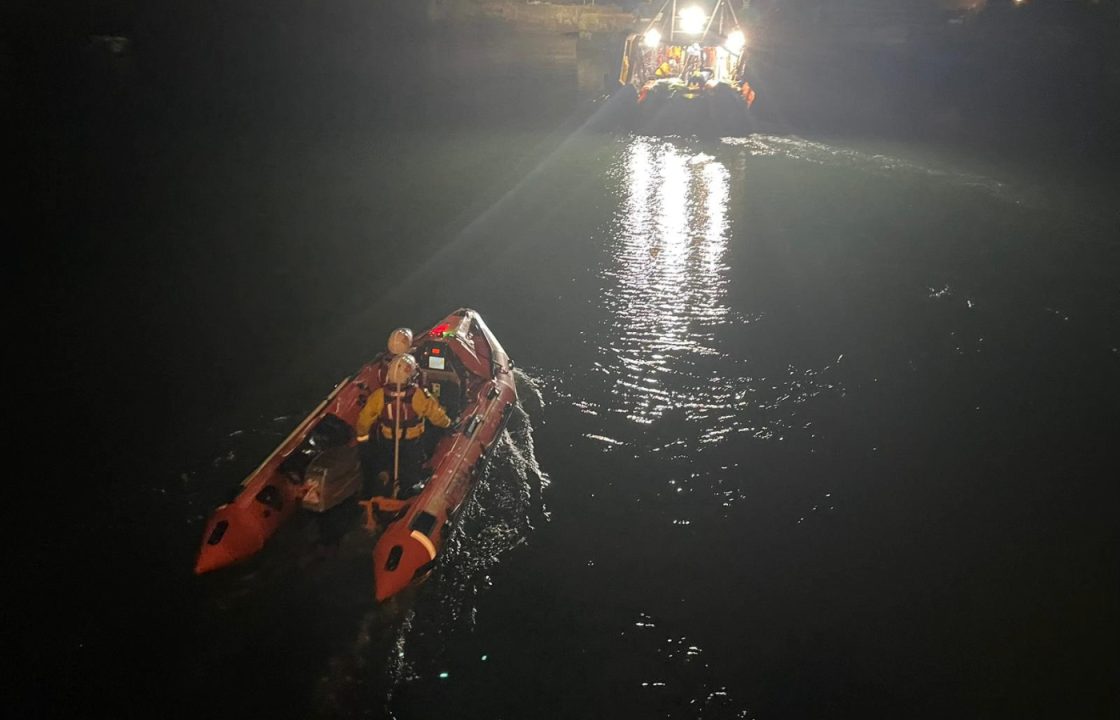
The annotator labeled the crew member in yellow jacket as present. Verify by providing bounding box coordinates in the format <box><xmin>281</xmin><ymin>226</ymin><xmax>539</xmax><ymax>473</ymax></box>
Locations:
<box><xmin>356</xmin><ymin>353</ymin><xmax>452</xmax><ymax>497</ymax></box>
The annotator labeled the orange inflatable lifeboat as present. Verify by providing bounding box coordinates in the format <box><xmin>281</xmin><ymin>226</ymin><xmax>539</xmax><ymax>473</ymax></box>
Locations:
<box><xmin>371</xmin><ymin>310</ymin><xmax>517</xmax><ymax>600</ymax></box>
<box><xmin>194</xmin><ymin>308</ymin><xmax>518</xmax><ymax>603</ymax></box>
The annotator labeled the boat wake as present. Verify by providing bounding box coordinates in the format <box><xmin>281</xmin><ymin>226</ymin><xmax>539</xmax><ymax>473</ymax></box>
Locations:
<box><xmin>310</xmin><ymin>369</ymin><xmax>549</xmax><ymax>718</ymax></box>
<box><xmin>724</xmin><ymin>134</ymin><xmax>1030</xmax><ymax>206</ymax></box>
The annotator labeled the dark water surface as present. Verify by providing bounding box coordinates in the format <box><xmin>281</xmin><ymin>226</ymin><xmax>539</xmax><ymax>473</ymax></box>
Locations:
<box><xmin>24</xmin><ymin>27</ymin><xmax>1119</xmax><ymax>719</ymax></box>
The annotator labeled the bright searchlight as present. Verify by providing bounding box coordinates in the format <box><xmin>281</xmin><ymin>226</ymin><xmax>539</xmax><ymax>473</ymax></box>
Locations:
<box><xmin>643</xmin><ymin>28</ymin><xmax>662</xmax><ymax>48</ymax></box>
<box><xmin>678</xmin><ymin>6</ymin><xmax>706</xmax><ymax>35</ymax></box>
<box><xmin>725</xmin><ymin>29</ymin><xmax>746</xmax><ymax>53</ymax></box>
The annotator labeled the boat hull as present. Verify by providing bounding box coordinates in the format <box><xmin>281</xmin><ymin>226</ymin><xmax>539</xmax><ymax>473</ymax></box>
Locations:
<box><xmin>194</xmin><ymin>308</ymin><xmax>518</xmax><ymax>605</ymax></box>
<box><xmin>637</xmin><ymin>82</ymin><xmax>752</xmax><ymax>137</ymax></box>
<box><xmin>372</xmin><ymin>310</ymin><xmax>518</xmax><ymax>601</ymax></box>
<box><xmin>194</xmin><ymin>368</ymin><xmax>379</xmax><ymax>574</ymax></box>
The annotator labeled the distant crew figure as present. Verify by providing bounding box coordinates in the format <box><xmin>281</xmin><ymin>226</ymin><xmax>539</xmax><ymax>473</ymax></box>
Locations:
<box><xmin>655</xmin><ymin>58</ymin><xmax>679</xmax><ymax>78</ymax></box>
<box><xmin>374</xmin><ymin>327</ymin><xmax>413</xmax><ymax>385</ymax></box>
<box><xmin>741</xmin><ymin>80</ymin><xmax>757</xmax><ymax>108</ymax></box>
<box><xmin>356</xmin><ymin>353</ymin><xmax>452</xmax><ymax>498</ymax></box>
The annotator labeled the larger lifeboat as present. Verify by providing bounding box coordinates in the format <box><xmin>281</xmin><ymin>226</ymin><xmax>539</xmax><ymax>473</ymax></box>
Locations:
<box><xmin>194</xmin><ymin>308</ymin><xmax>518</xmax><ymax>602</ymax></box>
<box><xmin>603</xmin><ymin>0</ymin><xmax>758</xmax><ymax>136</ymax></box>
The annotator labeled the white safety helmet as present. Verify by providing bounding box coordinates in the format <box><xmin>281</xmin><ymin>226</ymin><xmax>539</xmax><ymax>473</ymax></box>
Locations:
<box><xmin>387</xmin><ymin>327</ymin><xmax>413</xmax><ymax>355</ymax></box>
<box><xmin>386</xmin><ymin>353</ymin><xmax>419</xmax><ymax>386</ymax></box>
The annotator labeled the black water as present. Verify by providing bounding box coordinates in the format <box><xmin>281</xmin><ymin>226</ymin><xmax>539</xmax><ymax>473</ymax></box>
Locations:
<box><xmin>18</xmin><ymin>12</ymin><xmax>1119</xmax><ymax>720</ymax></box>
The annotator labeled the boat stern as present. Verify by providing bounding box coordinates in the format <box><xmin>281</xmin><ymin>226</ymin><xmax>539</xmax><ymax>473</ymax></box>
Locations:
<box><xmin>372</xmin><ymin>518</ymin><xmax>440</xmax><ymax>601</ymax></box>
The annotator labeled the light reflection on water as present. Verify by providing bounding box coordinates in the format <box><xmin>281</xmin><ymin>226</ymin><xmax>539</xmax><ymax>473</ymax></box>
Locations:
<box><xmin>589</xmin><ymin>138</ymin><xmax>842</xmax><ymax>453</ymax></box>
<box><xmin>600</xmin><ymin>139</ymin><xmax>739</xmax><ymax>428</ymax></box>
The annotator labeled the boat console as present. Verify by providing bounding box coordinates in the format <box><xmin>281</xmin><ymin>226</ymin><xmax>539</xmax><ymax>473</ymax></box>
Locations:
<box><xmin>417</xmin><ymin>337</ymin><xmax>466</xmax><ymax>420</ymax></box>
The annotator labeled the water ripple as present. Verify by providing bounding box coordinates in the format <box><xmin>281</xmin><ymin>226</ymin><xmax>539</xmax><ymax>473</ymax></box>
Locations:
<box><xmin>623</xmin><ymin>612</ymin><xmax>753</xmax><ymax>718</ymax></box>
<box><xmin>598</xmin><ymin>139</ymin><xmax>742</xmax><ymax>425</ymax></box>
<box><xmin>312</xmin><ymin>379</ymin><xmax>550</xmax><ymax>718</ymax></box>
<box><xmin>724</xmin><ymin>134</ymin><xmax>1028</xmax><ymax>206</ymax></box>
<box><xmin>584</xmin><ymin>138</ymin><xmax>844</xmax><ymax>454</ymax></box>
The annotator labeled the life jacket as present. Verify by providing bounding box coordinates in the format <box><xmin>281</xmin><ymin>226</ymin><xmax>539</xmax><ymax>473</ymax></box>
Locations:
<box><xmin>377</xmin><ymin>384</ymin><xmax>425</xmax><ymax>440</ymax></box>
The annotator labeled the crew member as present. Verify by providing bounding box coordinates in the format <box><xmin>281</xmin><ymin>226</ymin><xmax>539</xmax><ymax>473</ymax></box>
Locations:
<box><xmin>655</xmin><ymin>58</ymin><xmax>678</xmax><ymax>78</ymax></box>
<box><xmin>374</xmin><ymin>327</ymin><xmax>413</xmax><ymax>384</ymax></box>
<box><xmin>741</xmin><ymin>80</ymin><xmax>757</xmax><ymax>107</ymax></box>
<box><xmin>355</xmin><ymin>353</ymin><xmax>452</xmax><ymax>498</ymax></box>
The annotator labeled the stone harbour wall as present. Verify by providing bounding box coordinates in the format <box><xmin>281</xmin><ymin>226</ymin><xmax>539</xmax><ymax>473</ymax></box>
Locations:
<box><xmin>427</xmin><ymin>1</ymin><xmax>640</xmax><ymax>34</ymax></box>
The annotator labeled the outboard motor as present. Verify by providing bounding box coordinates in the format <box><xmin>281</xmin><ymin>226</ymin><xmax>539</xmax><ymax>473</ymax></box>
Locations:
<box><xmin>308</xmin><ymin>413</ymin><xmax>354</xmax><ymax>450</ymax></box>
<box><xmin>279</xmin><ymin>413</ymin><xmax>355</xmax><ymax>482</ymax></box>
<box><xmin>301</xmin><ymin>445</ymin><xmax>362</xmax><ymax>513</ymax></box>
